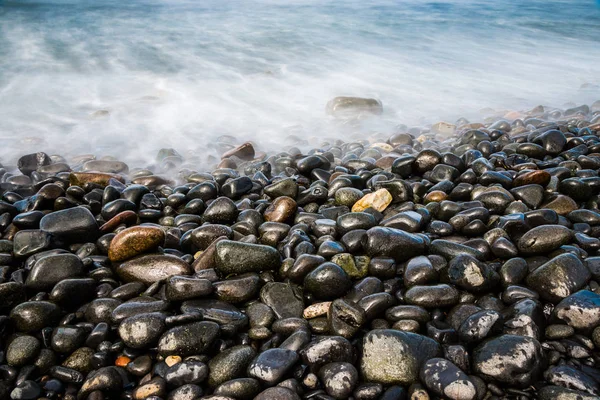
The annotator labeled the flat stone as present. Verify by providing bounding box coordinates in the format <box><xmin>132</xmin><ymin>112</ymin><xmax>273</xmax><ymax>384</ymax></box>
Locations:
<box><xmin>116</xmin><ymin>254</ymin><xmax>192</xmax><ymax>284</ymax></box>
<box><xmin>259</xmin><ymin>282</ymin><xmax>304</xmax><ymax>319</ymax></box>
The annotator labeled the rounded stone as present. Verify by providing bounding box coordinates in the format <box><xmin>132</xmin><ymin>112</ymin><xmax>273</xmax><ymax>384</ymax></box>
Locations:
<box><xmin>360</xmin><ymin>329</ymin><xmax>440</xmax><ymax>385</ymax></box>
<box><xmin>6</xmin><ymin>335</ymin><xmax>41</xmax><ymax>367</ymax></box>
<box><xmin>108</xmin><ymin>226</ymin><xmax>165</xmax><ymax>262</ymax></box>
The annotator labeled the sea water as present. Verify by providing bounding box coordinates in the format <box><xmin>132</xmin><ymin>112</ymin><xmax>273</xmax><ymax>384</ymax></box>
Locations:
<box><xmin>0</xmin><ymin>0</ymin><xmax>599</xmax><ymax>165</ymax></box>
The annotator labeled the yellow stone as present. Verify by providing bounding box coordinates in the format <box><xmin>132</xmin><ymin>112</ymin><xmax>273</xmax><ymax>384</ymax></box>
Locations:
<box><xmin>303</xmin><ymin>302</ymin><xmax>331</xmax><ymax>319</ymax></box>
<box><xmin>194</xmin><ymin>251</ymin><xmax>203</xmax><ymax>260</ymax></box>
<box><xmin>165</xmin><ymin>355</ymin><xmax>182</xmax><ymax>367</ymax></box>
<box><xmin>371</xmin><ymin>142</ymin><xmax>394</xmax><ymax>152</ymax></box>
<box><xmin>352</xmin><ymin>189</ymin><xmax>392</xmax><ymax>213</ymax></box>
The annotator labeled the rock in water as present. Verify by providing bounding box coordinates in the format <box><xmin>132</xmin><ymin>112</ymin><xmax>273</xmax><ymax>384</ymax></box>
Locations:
<box><xmin>326</xmin><ymin>97</ymin><xmax>383</xmax><ymax>117</ymax></box>
<box><xmin>2</xmin><ymin>101</ymin><xmax>600</xmax><ymax>399</ymax></box>
<box><xmin>222</xmin><ymin>142</ymin><xmax>255</xmax><ymax>160</ymax></box>
<box><xmin>17</xmin><ymin>152</ymin><xmax>51</xmax><ymax>175</ymax></box>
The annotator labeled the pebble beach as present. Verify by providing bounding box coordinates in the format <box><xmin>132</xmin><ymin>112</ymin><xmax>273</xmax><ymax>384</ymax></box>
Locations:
<box><xmin>2</xmin><ymin>99</ymin><xmax>600</xmax><ymax>399</ymax></box>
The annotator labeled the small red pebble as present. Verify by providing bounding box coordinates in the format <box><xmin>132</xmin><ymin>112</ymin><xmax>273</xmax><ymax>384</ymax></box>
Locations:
<box><xmin>115</xmin><ymin>355</ymin><xmax>131</xmax><ymax>367</ymax></box>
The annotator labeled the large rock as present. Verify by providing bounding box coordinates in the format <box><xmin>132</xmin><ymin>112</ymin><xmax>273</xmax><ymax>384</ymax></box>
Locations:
<box><xmin>10</xmin><ymin>301</ymin><xmax>62</xmax><ymax>332</ymax></box>
<box><xmin>208</xmin><ymin>345</ymin><xmax>257</xmax><ymax>387</ymax></box>
<box><xmin>319</xmin><ymin>362</ymin><xmax>359</xmax><ymax>399</ymax></box>
<box><xmin>552</xmin><ymin>290</ymin><xmax>600</xmax><ymax>331</ymax></box>
<box><xmin>472</xmin><ymin>334</ymin><xmax>544</xmax><ymax>387</ymax></box>
<box><xmin>360</xmin><ymin>329</ymin><xmax>440</xmax><ymax>385</ymax></box>
<box><xmin>259</xmin><ymin>282</ymin><xmax>303</xmax><ymax>319</ymax></box>
<box><xmin>25</xmin><ymin>253</ymin><xmax>84</xmax><ymax>291</ymax></box>
<box><xmin>78</xmin><ymin>366</ymin><xmax>123</xmax><ymax>399</ymax></box>
<box><xmin>526</xmin><ymin>253</ymin><xmax>590</xmax><ymax>302</ymax></box>
<box><xmin>6</xmin><ymin>335</ymin><xmax>41</xmax><ymax>367</ymax></box>
<box><xmin>300</xmin><ymin>336</ymin><xmax>354</xmax><ymax>370</ymax></box>
<box><xmin>517</xmin><ymin>225</ymin><xmax>573</xmax><ymax>255</ymax></box>
<box><xmin>40</xmin><ymin>206</ymin><xmax>99</xmax><ymax>243</ymax></box>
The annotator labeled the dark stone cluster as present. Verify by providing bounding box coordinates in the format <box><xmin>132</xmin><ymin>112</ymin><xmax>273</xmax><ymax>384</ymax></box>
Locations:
<box><xmin>1</xmin><ymin>102</ymin><xmax>600</xmax><ymax>400</ymax></box>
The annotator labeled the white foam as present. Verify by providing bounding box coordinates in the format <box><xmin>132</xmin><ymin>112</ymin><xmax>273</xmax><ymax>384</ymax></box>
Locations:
<box><xmin>0</xmin><ymin>0</ymin><xmax>599</xmax><ymax>167</ymax></box>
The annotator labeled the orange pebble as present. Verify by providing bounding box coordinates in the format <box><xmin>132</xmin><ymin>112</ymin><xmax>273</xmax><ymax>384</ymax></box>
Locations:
<box><xmin>115</xmin><ymin>355</ymin><xmax>131</xmax><ymax>367</ymax></box>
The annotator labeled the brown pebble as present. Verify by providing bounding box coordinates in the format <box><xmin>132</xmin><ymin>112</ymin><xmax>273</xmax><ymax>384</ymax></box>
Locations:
<box><xmin>192</xmin><ymin>236</ymin><xmax>228</xmax><ymax>272</ymax></box>
<box><xmin>375</xmin><ymin>155</ymin><xmax>397</xmax><ymax>169</ymax></box>
<box><xmin>100</xmin><ymin>210</ymin><xmax>138</xmax><ymax>233</ymax></box>
<box><xmin>424</xmin><ymin>191</ymin><xmax>448</xmax><ymax>204</ymax></box>
<box><xmin>264</xmin><ymin>196</ymin><xmax>298</xmax><ymax>223</ymax></box>
<box><xmin>69</xmin><ymin>172</ymin><xmax>125</xmax><ymax>187</ymax></box>
<box><xmin>222</xmin><ymin>142</ymin><xmax>255</xmax><ymax>161</ymax></box>
<box><xmin>513</xmin><ymin>170</ymin><xmax>551</xmax><ymax>187</ymax></box>
<box><xmin>108</xmin><ymin>226</ymin><xmax>165</xmax><ymax>262</ymax></box>
<box><xmin>542</xmin><ymin>194</ymin><xmax>578</xmax><ymax>215</ymax></box>
<box><xmin>131</xmin><ymin>175</ymin><xmax>173</xmax><ymax>189</ymax></box>
<box><xmin>217</xmin><ymin>158</ymin><xmax>237</xmax><ymax>169</ymax></box>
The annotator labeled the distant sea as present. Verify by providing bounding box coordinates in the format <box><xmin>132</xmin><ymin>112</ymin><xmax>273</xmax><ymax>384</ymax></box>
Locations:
<box><xmin>1</xmin><ymin>0</ymin><xmax>599</xmax><ymax>164</ymax></box>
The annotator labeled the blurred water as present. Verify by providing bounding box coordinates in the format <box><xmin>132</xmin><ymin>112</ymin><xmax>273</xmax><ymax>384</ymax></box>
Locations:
<box><xmin>0</xmin><ymin>0</ymin><xmax>599</xmax><ymax>165</ymax></box>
